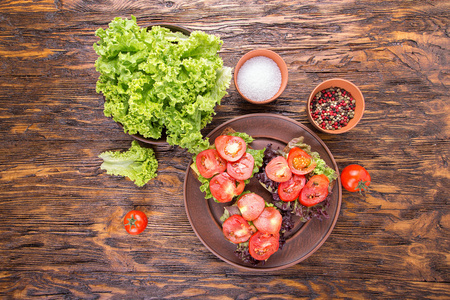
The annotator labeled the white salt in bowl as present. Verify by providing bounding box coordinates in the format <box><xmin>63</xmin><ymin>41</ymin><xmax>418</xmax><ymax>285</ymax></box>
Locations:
<box><xmin>234</xmin><ymin>49</ymin><xmax>288</xmax><ymax>104</ymax></box>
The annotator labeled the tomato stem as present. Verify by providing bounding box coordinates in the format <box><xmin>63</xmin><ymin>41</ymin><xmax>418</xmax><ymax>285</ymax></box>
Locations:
<box><xmin>125</xmin><ymin>214</ymin><xmax>137</xmax><ymax>229</ymax></box>
<box><xmin>357</xmin><ymin>180</ymin><xmax>370</xmax><ymax>195</ymax></box>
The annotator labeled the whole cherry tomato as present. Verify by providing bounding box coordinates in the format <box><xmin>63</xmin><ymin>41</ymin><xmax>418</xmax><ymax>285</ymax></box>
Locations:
<box><xmin>124</xmin><ymin>210</ymin><xmax>148</xmax><ymax>235</ymax></box>
<box><xmin>341</xmin><ymin>164</ymin><xmax>371</xmax><ymax>193</ymax></box>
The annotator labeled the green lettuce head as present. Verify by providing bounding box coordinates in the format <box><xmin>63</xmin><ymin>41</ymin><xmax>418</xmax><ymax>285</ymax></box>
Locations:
<box><xmin>94</xmin><ymin>16</ymin><xmax>231</xmax><ymax>153</ymax></box>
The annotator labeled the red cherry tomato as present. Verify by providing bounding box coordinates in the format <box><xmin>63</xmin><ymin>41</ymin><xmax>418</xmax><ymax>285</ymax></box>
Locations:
<box><xmin>249</xmin><ymin>231</ymin><xmax>280</xmax><ymax>261</ymax></box>
<box><xmin>124</xmin><ymin>210</ymin><xmax>148</xmax><ymax>235</ymax></box>
<box><xmin>222</xmin><ymin>214</ymin><xmax>256</xmax><ymax>244</ymax></box>
<box><xmin>265</xmin><ymin>156</ymin><xmax>292</xmax><ymax>183</ymax></box>
<box><xmin>252</xmin><ymin>207</ymin><xmax>282</xmax><ymax>235</ymax></box>
<box><xmin>236</xmin><ymin>193</ymin><xmax>266</xmax><ymax>221</ymax></box>
<box><xmin>209</xmin><ymin>172</ymin><xmax>245</xmax><ymax>203</ymax></box>
<box><xmin>278</xmin><ymin>174</ymin><xmax>306</xmax><ymax>202</ymax></box>
<box><xmin>299</xmin><ymin>174</ymin><xmax>330</xmax><ymax>207</ymax></box>
<box><xmin>227</xmin><ymin>152</ymin><xmax>255</xmax><ymax>181</ymax></box>
<box><xmin>287</xmin><ymin>147</ymin><xmax>316</xmax><ymax>175</ymax></box>
<box><xmin>341</xmin><ymin>164</ymin><xmax>371</xmax><ymax>193</ymax></box>
<box><xmin>196</xmin><ymin>149</ymin><xmax>227</xmax><ymax>178</ymax></box>
<box><xmin>215</xmin><ymin>135</ymin><xmax>247</xmax><ymax>162</ymax></box>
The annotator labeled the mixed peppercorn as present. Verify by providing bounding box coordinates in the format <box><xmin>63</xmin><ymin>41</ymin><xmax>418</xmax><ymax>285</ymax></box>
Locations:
<box><xmin>309</xmin><ymin>87</ymin><xmax>356</xmax><ymax>130</ymax></box>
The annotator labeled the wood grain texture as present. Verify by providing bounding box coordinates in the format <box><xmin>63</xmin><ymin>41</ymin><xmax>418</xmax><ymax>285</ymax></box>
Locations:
<box><xmin>0</xmin><ymin>0</ymin><xmax>449</xmax><ymax>298</ymax></box>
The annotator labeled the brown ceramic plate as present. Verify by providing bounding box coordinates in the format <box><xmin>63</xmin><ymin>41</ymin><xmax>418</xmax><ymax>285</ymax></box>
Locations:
<box><xmin>183</xmin><ymin>114</ymin><xmax>342</xmax><ymax>271</ymax></box>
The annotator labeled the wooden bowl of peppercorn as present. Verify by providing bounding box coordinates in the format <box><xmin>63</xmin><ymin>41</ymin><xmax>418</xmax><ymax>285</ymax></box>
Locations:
<box><xmin>307</xmin><ymin>78</ymin><xmax>365</xmax><ymax>134</ymax></box>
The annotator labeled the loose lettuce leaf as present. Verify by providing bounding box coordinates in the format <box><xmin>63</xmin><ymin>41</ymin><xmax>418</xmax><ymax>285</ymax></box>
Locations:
<box><xmin>99</xmin><ymin>141</ymin><xmax>158</xmax><ymax>187</ymax></box>
<box><xmin>94</xmin><ymin>16</ymin><xmax>231</xmax><ymax>153</ymax></box>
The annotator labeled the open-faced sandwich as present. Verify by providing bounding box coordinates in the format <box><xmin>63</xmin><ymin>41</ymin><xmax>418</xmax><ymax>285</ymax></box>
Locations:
<box><xmin>190</xmin><ymin>128</ymin><xmax>265</xmax><ymax>203</ymax></box>
<box><xmin>255</xmin><ymin>136</ymin><xmax>338</xmax><ymax>223</ymax></box>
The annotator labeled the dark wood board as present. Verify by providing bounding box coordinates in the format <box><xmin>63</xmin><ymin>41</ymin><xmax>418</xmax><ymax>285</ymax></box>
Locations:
<box><xmin>0</xmin><ymin>0</ymin><xmax>448</xmax><ymax>298</ymax></box>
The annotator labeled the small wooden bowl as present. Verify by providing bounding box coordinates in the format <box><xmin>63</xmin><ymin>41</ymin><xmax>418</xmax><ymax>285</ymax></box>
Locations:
<box><xmin>234</xmin><ymin>49</ymin><xmax>288</xmax><ymax>104</ymax></box>
<box><xmin>307</xmin><ymin>78</ymin><xmax>365</xmax><ymax>134</ymax></box>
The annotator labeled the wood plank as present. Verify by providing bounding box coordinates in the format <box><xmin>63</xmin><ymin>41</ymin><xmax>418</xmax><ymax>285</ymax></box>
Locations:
<box><xmin>0</xmin><ymin>0</ymin><xmax>449</xmax><ymax>298</ymax></box>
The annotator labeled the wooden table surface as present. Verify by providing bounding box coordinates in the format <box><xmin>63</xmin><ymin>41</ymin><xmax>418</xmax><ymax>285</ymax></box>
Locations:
<box><xmin>1</xmin><ymin>0</ymin><xmax>449</xmax><ymax>299</ymax></box>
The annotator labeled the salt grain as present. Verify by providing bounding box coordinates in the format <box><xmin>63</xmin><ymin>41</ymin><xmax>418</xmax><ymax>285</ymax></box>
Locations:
<box><xmin>237</xmin><ymin>56</ymin><xmax>282</xmax><ymax>102</ymax></box>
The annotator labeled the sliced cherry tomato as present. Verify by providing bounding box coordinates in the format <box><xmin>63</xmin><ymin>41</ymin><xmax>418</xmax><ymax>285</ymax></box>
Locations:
<box><xmin>252</xmin><ymin>207</ymin><xmax>282</xmax><ymax>235</ymax></box>
<box><xmin>222</xmin><ymin>215</ymin><xmax>256</xmax><ymax>244</ymax></box>
<box><xmin>287</xmin><ymin>147</ymin><xmax>317</xmax><ymax>175</ymax></box>
<box><xmin>299</xmin><ymin>174</ymin><xmax>330</xmax><ymax>207</ymax></box>
<box><xmin>215</xmin><ymin>135</ymin><xmax>247</xmax><ymax>162</ymax></box>
<box><xmin>124</xmin><ymin>210</ymin><xmax>148</xmax><ymax>235</ymax></box>
<box><xmin>341</xmin><ymin>164</ymin><xmax>371</xmax><ymax>193</ymax></box>
<box><xmin>249</xmin><ymin>231</ymin><xmax>280</xmax><ymax>261</ymax></box>
<box><xmin>196</xmin><ymin>149</ymin><xmax>227</xmax><ymax>178</ymax></box>
<box><xmin>227</xmin><ymin>152</ymin><xmax>255</xmax><ymax>181</ymax></box>
<box><xmin>278</xmin><ymin>174</ymin><xmax>306</xmax><ymax>202</ymax></box>
<box><xmin>265</xmin><ymin>156</ymin><xmax>292</xmax><ymax>183</ymax></box>
<box><xmin>209</xmin><ymin>172</ymin><xmax>245</xmax><ymax>203</ymax></box>
<box><xmin>236</xmin><ymin>193</ymin><xmax>265</xmax><ymax>221</ymax></box>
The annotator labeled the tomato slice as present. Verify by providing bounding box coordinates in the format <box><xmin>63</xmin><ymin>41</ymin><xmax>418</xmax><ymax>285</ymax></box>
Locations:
<box><xmin>252</xmin><ymin>207</ymin><xmax>282</xmax><ymax>235</ymax></box>
<box><xmin>265</xmin><ymin>156</ymin><xmax>292</xmax><ymax>183</ymax></box>
<box><xmin>209</xmin><ymin>172</ymin><xmax>245</xmax><ymax>203</ymax></box>
<box><xmin>215</xmin><ymin>135</ymin><xmax>247</xmax><ymax>162</ymax></box>
<box><xmin>236</xmin><ymin>193</ymin><xmax>265</xmax><ymax>221</ymax></box>
<box><xmin>299</xmin><ymin>174</ymin><xmax>330</xmax><ymax>207</ymax></box>
<box><xmin>222</xmin><ymin>215</ymin><xmax>256</xmax><ymax>244</ymax></box>
<box><xmin>249</xmin><ymin>231</ymin><xmax>280</xmax><ymax>261</ymax></box>
<box><xmin>287</xmin><ymin>147</ymin><xmax>316</xmax><ymax>175</ymax></box>
<box><xmin>227</xmin><ymin>152</ymin><xmax>255</xmax><ymax>181</ymax></box>
<box><xmin>278</xmin><ymin>174</ymin><xmax>306</xmax><ymax>202</ymax></box>
<box><xmin>196</xmin><ymin>149</ymin><xmax>227</xmax><ymax>178</ymax></box>
<box><xmin>234</xmin><ymin>178</ymin><xmax>245</xmax><ymax>196</ymax></box>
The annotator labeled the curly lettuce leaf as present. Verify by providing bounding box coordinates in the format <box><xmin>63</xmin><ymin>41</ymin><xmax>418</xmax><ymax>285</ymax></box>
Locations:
<box><xmin>227</xmin><ymin>131</ymin><xmax>255</xmax><ymax>145</ymax></box>
<box><xmin>94</xmin><ymin>16</ymin><xmax>231</xmax><ymax>153</ymax></box>
<box><xmin>246</xmin><ymin>147</ymin><xmax>265</xmax><ymax>180</ymax></box>
<box><xmin>99</xmin><ymin>141</ymin><xmax>158</xmax><ymax>187</ymax></box>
